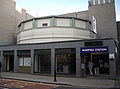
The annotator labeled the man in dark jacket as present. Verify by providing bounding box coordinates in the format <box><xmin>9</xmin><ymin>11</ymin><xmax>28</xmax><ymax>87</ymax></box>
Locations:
<box><xmin>93</xmin><ymin>57</ymin><xmax>99</xmax><ymax>75</ymax></box>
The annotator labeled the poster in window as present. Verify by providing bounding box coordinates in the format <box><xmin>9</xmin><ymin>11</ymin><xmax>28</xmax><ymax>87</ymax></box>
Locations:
<box><xmin>24</xmin><ymin>57</ymin><xmax>31</xmax><ymax>66</ymax></box>
<box><xmin>19</xmin><ymin>58</ymin><xmax>23</xmax><ymax>66</ymax></box>
<box><xmin>109</xmin><ymin>54</ymin><xmax>115</xmax><ymax>59</ymax></box>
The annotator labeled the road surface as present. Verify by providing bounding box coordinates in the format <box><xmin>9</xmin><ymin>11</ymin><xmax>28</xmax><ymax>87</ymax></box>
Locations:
<box><xmin>0</xmin><ymin>78</ymin><xmax>118</xmax><ymax>89</ymax></box>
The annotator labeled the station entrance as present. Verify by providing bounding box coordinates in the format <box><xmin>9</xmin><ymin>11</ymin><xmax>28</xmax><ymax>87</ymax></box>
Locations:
<box><xmin>81</xmin><ymin>53</ymin><xmax>109</xmax><ymax>76</ymax></box>
<box><xmin>80</xmin><ymin>47</ymin><xmax>109</xmax><ymax>77</ymax></box>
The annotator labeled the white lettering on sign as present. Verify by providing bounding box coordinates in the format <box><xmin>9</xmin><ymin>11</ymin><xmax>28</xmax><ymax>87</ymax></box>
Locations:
<box><xmin>82</xmin><ymin>48</ymin><xmax>107</xmax><ymax>52</ymax></box>
<box><xmin>81</xmin><ymin>47</ymin><xmax>108</xmax><ymax>53</ymax></box>
<box><xmin>95</xmin><ymin>48</ymin><xmax>107</xmax><ymax>51</ymax></box>
<box><xmin>82</xmin><ymin>49</ymin><xmax>94</xmax><ymax>52</ymax></box>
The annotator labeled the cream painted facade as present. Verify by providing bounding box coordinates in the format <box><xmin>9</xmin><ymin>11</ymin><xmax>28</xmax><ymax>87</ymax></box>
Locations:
<box><xmin>56</xmin><ymin>18</ymin><xmax>70</xmax><ymax>27</ymax></box>
<box><xmin>24</xmin><ymin>21</ymin><xmax>33</xmax><ymax>30</ymax></box>
<box><xmin>75</xmin><ymin>19</ymin><xmax>86</xmax><ymax>28</ymax></box>
<box><xmin>17</xmin><ymin>16</ymin><xmax>95</xmax><ymax>44</ymax></box>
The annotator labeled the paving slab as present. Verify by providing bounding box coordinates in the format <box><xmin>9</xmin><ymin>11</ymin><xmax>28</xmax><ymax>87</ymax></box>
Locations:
<box><xmin>1</xmin><ymin>72</ymin><xmax>120</xmax><ymax>88</ymax></box>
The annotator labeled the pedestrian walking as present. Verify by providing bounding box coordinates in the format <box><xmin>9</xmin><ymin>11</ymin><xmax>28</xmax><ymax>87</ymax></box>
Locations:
<box><xmin>87</xmin><ymin>60</ymin><xmax>94</xmax><ymax>76</ymax></box>
<box><xmin>93</xmin><ymin>57</ymin><xmax>99</xmax><ymax>75</ymax></box>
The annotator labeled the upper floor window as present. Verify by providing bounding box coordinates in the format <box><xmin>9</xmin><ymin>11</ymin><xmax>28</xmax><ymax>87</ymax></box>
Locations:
<box><xmin>42</xmin><ymin>23</ymin><xmax>48</xmax><ymax>26</ymax></box>
<box><xmin>89</xmin><ymin>0</ymin><xmax>113</xmax><ymax>6</ymax></box>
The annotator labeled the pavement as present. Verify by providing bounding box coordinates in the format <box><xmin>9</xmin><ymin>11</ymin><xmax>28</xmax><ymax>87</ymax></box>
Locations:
<box><xmin>1</xmin><ymin>72</ymin><xmax>120</xmax><ymax>88</ymax></box>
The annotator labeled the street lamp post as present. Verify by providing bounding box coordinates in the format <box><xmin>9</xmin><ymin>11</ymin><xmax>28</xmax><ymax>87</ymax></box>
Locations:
<box><xmin>54</xmin><ymin>56</ymin><xmax>57</xmax><ymax>82</ymax></box>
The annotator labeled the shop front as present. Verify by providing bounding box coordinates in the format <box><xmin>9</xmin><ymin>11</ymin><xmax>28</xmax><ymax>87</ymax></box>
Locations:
<box><xmin>18</xmin><ymin>50</ymin><xmax>31</xmax><ymax>73</ymax></box>
<box><xmin>0</xmin><ymin>38</ymin><xmax>118</xmax><ymax>79</ymax></box>
<box><xmin>3</xmin><ymin>51</ymin><xmax>14</xmax><ymax>72</ymax></box>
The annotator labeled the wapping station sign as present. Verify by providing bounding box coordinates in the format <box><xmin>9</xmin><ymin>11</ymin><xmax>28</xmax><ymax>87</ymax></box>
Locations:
<box><xmin>80</xmin><ymin>47</ymin><xmax>108</xmax><ymax>53</ymax></box>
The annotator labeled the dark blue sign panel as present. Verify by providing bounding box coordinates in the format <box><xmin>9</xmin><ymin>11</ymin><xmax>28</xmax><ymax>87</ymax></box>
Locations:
<box><xmin>80</xmin><ymin>47</ymin><xmax>108</xmax><ymax>53</ymax></box>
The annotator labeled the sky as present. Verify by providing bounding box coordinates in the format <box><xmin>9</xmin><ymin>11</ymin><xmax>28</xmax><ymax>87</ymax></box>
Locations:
<box><xmin>16</xmin><ymin>0</ymin><xmax>120</xmax><ymax>21</ymax></box>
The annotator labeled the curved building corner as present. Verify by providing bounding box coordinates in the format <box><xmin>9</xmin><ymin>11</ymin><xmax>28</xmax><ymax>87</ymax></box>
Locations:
<box><xmin>17</xmin><ymin>16</ymin><xmax>96</xmax><ymax>44</ymax></box>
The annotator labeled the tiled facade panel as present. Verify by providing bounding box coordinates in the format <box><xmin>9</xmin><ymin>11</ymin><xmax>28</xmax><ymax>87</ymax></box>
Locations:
<box><xmin>56</xmin><ymin>18</ymin><xmax>70</xmax><ymax>27</ymax></box>
<box><xmin>75</xmin><ymin>20</ymin><xmax>86</xmax><ymax>28</ymax></box>
<box><xmin>24</xmin><ymin>21</ymin><xmax>33</xmax><ymax>30</ymax></box>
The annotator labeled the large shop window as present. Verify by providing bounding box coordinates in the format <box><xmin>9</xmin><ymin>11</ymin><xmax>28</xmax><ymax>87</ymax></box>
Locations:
<box><xmin>19</xmin><ymin>57</ymin><xmax>31</xmax><ymax>67</ymax></box>
<box><xmin>34</xmin><ymin>49</ymin><xmax>51</xmax><ymax>73</ymax></box>
<box><xmin>55</xmin><ymin>48</ymin><xmax>76</xmax><ymax>74</ymax></box>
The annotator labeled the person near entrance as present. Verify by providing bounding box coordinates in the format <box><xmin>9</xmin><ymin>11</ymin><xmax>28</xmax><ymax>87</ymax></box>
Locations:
<box><xmin>87</xmin><ymin>60</ymin><xmax>94</xmax><ymax>76</ymax></box>
<box><xmin>93</xmin><ymin>57</ymin><xmax>99</xmax><ymax>75</ymax></box>
<box><xmin>0</xmin><ymin>62</ymin><xmax>2</xmax><ymax>77</ymax></box>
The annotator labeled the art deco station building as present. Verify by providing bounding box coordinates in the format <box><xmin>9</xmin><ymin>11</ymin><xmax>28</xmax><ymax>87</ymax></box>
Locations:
<box><xmin>0</xmin><ymin>0</ymin><xmax>120</xmax><ymax>79</ymax></box>
<box><xmin>17</xmin><ymin>16</ymin><xmax>94</xmax><ymax>44</ymax></box>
